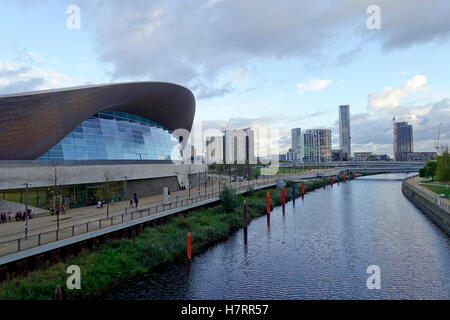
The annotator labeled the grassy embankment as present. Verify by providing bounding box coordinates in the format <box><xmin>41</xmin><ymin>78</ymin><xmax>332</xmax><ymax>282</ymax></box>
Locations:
<box><xmin>0</xmin><ymin>176</ymin><xmax>348</xmax><ymax>300</ymax></box>
<box><xmin>423</xmin><ymin>184</ymin><xmax>450</xmax><ymax>198</ymax></box>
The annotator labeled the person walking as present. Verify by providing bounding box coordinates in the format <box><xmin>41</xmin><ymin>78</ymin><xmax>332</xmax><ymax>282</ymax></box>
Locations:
<box><xmin>134</xmin><ymin>192</ymin><xmax>138</xmax><ymax>208</ymax></box>
<box><xmin>129</xmin><ymin>199</ymin><xmax>134</xmax><ymax>208</ymax></box>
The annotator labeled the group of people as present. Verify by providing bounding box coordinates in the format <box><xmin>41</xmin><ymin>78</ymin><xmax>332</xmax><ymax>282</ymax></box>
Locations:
<box><xmin>0</xmin><ymin>209</ymin><xmax>34</xmax><ymax>223</ymax></box>
<box><xmin>50</xmin><ymin>204</ymin><xmax>66</xmax><ymax>216</ymax></box>
<box><xmin>129</xmin><ymin>192</ymin><xmax>139</xmax><ymax>208</ymax></box>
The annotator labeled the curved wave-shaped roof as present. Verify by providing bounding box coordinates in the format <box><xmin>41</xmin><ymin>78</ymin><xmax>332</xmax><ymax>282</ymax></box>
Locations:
<box><xmin>0</xmin><ymin>82</ymin><xmax>195</xmax><ymax>160</ymax></box>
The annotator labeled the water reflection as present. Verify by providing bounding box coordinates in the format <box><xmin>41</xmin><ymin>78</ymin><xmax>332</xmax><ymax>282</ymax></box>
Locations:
<box><xmin>107</xmin><ymin>174</ymin><xmax>450</xmax><ymax>300</ymax></box>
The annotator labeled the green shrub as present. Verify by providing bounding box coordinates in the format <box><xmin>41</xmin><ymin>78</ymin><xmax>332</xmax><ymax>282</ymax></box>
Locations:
<box><xmin>219</xmin><ymin>183</ymin><xmax>236</xmax><ymax>213</ymax></box>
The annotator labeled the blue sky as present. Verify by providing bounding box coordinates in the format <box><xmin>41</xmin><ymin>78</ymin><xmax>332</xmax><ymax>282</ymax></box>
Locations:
<box><xmin>1</xmin><ymin>0</ymin><xmax>449</xmax><ymax>157</ymax></box>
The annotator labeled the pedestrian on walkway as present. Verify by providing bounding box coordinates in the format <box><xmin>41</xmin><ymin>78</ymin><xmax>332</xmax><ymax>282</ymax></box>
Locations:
<box><xmin>134</xmin><ymin>192</ymin><xmax>138</xmax><ymax>208</ymax></box>
<box><xmin>129</xmin><ymin>199</ymin><xmax>134</xmax><ymax>208</ymax></box>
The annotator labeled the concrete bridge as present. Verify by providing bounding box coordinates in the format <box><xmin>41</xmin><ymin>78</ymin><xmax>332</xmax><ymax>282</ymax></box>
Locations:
<box><xmin>279</xmin><ymin>161</ymin><xmax>423</xmax><ymax>174</ymax></box>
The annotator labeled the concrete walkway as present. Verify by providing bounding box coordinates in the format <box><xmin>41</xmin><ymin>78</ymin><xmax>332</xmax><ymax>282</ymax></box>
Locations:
<box><xmin>0</xmin><ymin>168</ymin><xmax>333</xmax><ymax>256</ymax></box>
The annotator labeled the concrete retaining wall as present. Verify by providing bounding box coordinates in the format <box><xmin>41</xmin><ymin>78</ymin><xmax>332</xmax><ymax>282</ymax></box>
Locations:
<box><xmin>402</xmin><ymin>181</ymin><xmax>450</xmax><ymax>235</ymax></box>
<box><xmin>127</xmin><ymin>176</ymin><xmax>179</xmax><ymax>199</ymax></box>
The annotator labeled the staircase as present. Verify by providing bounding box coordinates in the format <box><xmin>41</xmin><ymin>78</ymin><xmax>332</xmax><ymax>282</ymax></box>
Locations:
<box><xmin>0</xmin><ymin>200</ymin><xmax>48</xmax><ymax>215</ymax></box>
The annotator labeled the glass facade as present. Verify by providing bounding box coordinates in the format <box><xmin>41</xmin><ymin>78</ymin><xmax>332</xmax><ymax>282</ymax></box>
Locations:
<box><xmin>38</xmin><ymin>111</ymin><xmax>182</xmax><ymax>161</ymax></box>
<box><xmin>0</xmin><ymin>181</ymin><xmax>125</xmax><ymax>209</ymax></box>
<box><xmin>339</xmin><ymin>105</ymin><xmax>351</xmax><ymax>158</ymax></box>
<box><xmin>393</xmin><ymin>121</ymin><xmax>413</xmax><ymax>161</ymax></box>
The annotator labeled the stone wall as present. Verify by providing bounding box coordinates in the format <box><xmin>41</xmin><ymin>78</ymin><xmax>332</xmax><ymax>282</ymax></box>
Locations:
<box><xmin>402</xmin><ymin>181</ymin><xmax>450</xmax><ymax>235</ymax></box>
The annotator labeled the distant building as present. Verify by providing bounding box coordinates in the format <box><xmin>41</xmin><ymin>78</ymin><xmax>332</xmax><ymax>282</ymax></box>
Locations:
<box><xmin>393</xmin><ymin>120</ymin><xmax>413</xmax><ymax>161</ymax></box>
<box><xmin>406</xmin><ymin>152</ymin><xmax>436</xmax><ymax>162</ymax></box>
<box><xmin>279</xmin><ymin>154</ymin><xmax>287</xmax><ymax>162</ymax></box>
<box><xmin>331</xmin><ymin>149</ymin><xmax>347</xmax><ymax>161</ymax></box>
<box><xmin>205</xmin><ymin>136</ymin><xmax>224</xmax><ymax>164</ymax></box>
<box><xmin>291</xmin><ymin>128</ymin><xmax>302</xmax><ymax>161</ymax></box>
<box><xmin>303</xmin><ymin>129</ymin><xmax>331</xmax><ymax>162</ymax></box>
<box><xmin>339</xmin><ymin>105</ymin><xmax>351</xmax><ymax>158</ymax></box>
<box><xmin>286</xmin><ymin>148</ymin><xmax>296</xmax><ymax>161</ymax></box>
<box><xmin>373</xmin><ymin>154</ymin><xmax>391</xmax><ymax>161</ymax></box>
<box><xmin>353</xmin><ymin>152</ymin><xmax>373</xmax><ymax>161</ymax></box>
<box><xmin>205</xmin><ymin>128</ymin><xmax>255</xmax><ymax>165</ymax></box>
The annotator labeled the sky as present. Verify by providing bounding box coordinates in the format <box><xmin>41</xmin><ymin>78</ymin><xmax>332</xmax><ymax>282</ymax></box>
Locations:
<box><xmin>0</xmin><ymin>0</ymin><xmax>449</xmax><ymax>157</ymax></box>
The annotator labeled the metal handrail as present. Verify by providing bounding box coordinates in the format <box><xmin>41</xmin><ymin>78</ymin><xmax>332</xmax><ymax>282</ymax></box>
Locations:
<box><xmin>0</xmin><ymin>173</ymin><xmax>294</xmax><ymax>255</ymax></box>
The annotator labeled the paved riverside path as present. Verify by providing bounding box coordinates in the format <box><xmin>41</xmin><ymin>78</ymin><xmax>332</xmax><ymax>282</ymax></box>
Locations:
<box><xmin>0</xmin><ymin>169</ymin><xmax>332</xmax><ymax>257</ymax></box>
<box><xmin>408</xmin><ymin>175</ymin><xmax>450</xmax><ymax>206</ymax></box>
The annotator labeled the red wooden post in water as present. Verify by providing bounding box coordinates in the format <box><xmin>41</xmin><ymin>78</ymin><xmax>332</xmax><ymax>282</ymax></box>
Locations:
<box><xmin>187</xmin><ymin>232</ymin><xmax>191</xmax><ymax>261</ymax></box>
<box><xmin>266</xmin><ymin>192</ymin><xmax>270</xmax><ymax>214</ymax></box>
<box><xmin>343</xmin><ymin>173</ymin><xmax>346</xmax><ymax>182</ymax></box>
<box><xmin>301</xmin><ymin>181</ymin><xmax>305</xmax><ymax>194</ymax></box>
<box><xmin>243</xmin><ymin>200</ymin><xmax>248</xmax><ymax>229</ymax></box>
<box><xmin>282</xmin><ymin>187</ymin><xmax>285</xmax><ymax>205</ymax></box>
<box><xmin>352</xmin><ymin>171</ymin><xmax>355</xmax><ymax>178</ymax></box>
<box><xmin>331</xmin><ymin>175</ymin><xmax>333</xmax><ymax>186</ymax></box>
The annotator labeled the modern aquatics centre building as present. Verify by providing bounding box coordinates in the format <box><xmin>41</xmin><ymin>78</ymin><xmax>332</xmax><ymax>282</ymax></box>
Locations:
<box><xmin>0</xmin><ymin>82</ymin><xmax>206</xmax><ymax>210</ymax></box>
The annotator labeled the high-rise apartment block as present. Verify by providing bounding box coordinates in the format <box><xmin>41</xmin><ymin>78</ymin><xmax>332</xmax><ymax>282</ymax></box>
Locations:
<box><xmin>339</xmin><ymin>105</ymin><xmax>351</xmax><ymax>159</ymax></box>
<box><xmin>303</xmin><ymin>129</ymin><xmax>332</xmax><ymax>162</ymax></box>
<box><xmin>393</xmin><ymin>120</ymin><xmax>413</xmax><ymax>161</ymax></box>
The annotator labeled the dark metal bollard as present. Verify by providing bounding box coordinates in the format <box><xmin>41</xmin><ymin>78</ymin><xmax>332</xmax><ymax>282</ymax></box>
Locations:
<box><xmin>293</xmin><ymin>183</ymin><xmax>296</xmax><ymax>203</ymax></box>
<box><xmin>38</xmin><ymin>233</ymin><xmax>41</xmax><ymax>246</ymax></box>
<box><xmin>54</xmin><ymin>286</ymin><xmax>62</xmax><ymax>300</ymax></box>
<box><xmin>243</xmin><ymin>200</ymin><xmax>248</xmax><ymax>229</ymax></box>
<box><xmin>72</xmin><ymin>226</ymin><xmax>75</xmax><ymax>237</ymax></box>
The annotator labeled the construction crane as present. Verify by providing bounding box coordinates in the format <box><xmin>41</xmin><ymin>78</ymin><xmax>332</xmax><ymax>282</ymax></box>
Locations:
<box><xmin>434</xmin><ymin>123</ymin><xmax>442</xmax><ymax>154</ymax></box>
<box><xmin>222</xmin><ymin>115</ymin><xmax>234</xmax><ymax>133</ymax></box>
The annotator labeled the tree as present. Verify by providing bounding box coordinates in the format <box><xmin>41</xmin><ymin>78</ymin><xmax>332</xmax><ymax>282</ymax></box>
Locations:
<box><xmin>102</xmin><ymin>169</ymin><xmax>115</xmax><ymax>218</ymax></box>
<box><xmin>219</xmin><ymin>183</ymin><xmax>236</xmax><ymax>213</ymax></box>
<box><xmin>436</xmin><ymin>148</ymin><xmax>450</xmax><ymax>182</ymax></box>
<box><xmin>48</xmin><ymin>167</ymin><xmax>70</xmax><ymax>230</ymax></box>
<box><xmin>419</xmin><ymin>160</ymin><xmax>437</xmax><ymax>180</ymax></box>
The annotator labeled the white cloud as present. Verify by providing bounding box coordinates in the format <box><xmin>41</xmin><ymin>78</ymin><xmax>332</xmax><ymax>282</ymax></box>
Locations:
<box><xmin>368</xmin><ymin>75</ymin><xmax>427</xmax><ymax>111</ymax></box>
<box><xmin>0</xmin><ymin>54</ymin><xmax>88</xmax><ymax>95</ymax></box>
<box><xmin>403</xmin><ymin>75</ymin><xmax>427</xmax><ymax>92</ymax></box>
<box><xmin>229</xmin><ymin>67</ymin><xmax>248</xmax><ymax>82</ymax></box>
<box><xmin>368</xmin><ymin>87</ymin><xmax>407</xmax><ymax>111</ymax></box>
<box><xmin>296</xmin><ymin>79</ymin><xmax>332</xmax><ymax>93</ymax></box>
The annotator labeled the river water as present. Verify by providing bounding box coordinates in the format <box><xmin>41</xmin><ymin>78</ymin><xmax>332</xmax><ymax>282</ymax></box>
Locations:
<box><xmin>107</xmin><ymin>174</ymin><xmax>450</xmax><ymax>299</ymax></box>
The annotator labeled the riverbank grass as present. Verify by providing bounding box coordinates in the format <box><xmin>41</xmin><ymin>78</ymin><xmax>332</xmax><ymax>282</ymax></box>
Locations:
<box><xmin>0</xmin><ymin>177</ymin><xmax>342</xmax><ymax>300</ymax></box>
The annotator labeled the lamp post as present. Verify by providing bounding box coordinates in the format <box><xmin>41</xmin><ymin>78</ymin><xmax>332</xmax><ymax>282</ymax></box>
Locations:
<box><xmin>22</xmin><ymin>182</ymin><xmax>31</xmax><ymax>240</ymax></box>
<box><xmin>205</xmin><ymin>170</ymin><xmax>207</xmax><ymax>195</ymax></box>
<box><xmin>122</xmin><ymin>176</ymin><xmax>129</xmax><ymax>214</ymax></box>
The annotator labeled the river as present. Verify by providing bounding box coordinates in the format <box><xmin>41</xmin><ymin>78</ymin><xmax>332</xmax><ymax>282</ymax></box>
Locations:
<box><xmin>107</xmin><ymin>173</ymin><xmax>450</xmax><ymax>299</ymax></box>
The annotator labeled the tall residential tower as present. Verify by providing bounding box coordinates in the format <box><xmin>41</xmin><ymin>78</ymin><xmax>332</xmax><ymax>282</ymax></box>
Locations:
<box><xmin>339</xmin><ymin>105</ymin><xmax>351</xmax><ymax>159</ymax></box>
<box><xmin>303</xmin><ymin>129</ymin><xmax>332</xmax><ymax>162</ymax></box>
<box><xmin>393</xmin><ymin>119</ymin><xmax>413</xmax><ymax>161</ymax></box>
<box><xmin>291</xmin><ymin>128</ymin><xmax>302</xmax><ymax>161</ymax></box>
